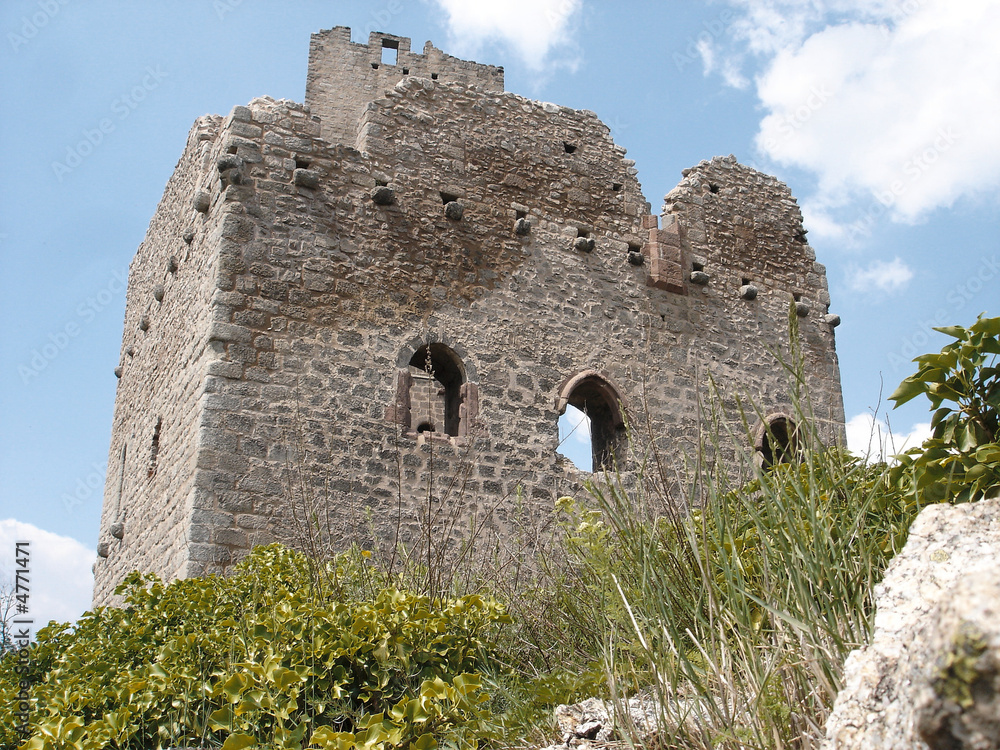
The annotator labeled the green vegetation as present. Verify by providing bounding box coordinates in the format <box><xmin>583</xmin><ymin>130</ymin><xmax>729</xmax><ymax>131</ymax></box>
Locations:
<box><xmin>889</xmin><ymin>314</ymin><xmax>1000</xmax><ymax>503</ymax></box>
<box><xmin>0</xmin><ymin>546</ymin><xmax>505</xmax><ymax>750</ymax></box>
<box><xmin>2</xmin><ymin>314</ymin><xmax>997</xmax><ymax>749</ymax></box>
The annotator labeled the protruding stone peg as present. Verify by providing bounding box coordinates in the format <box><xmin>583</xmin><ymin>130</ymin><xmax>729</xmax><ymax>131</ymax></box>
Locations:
<box><xmin>824</xmin><ymin>313</ymin><xmax>841</xmax><ymax>327</ymax></box>
<box><xmin>574</xmin><ymin>237</ymin><xmax>595</xmax><ymax>253</ymax></box>
<box><xmin>153</xmin><ymin>284</ymin><xmax>164</xmax><ymax>302</ymax></box>
<box><xmin>167</xmin><ymin>256</ymin><xmax>179</xmax><ymax>273</ymax></box>
<box><xmin>193</xmin><ymin>191</ymin><xmax>211</xmax><ymax>213</ymax></box>
<box><xmin>371</xmin><ymin>186</ymin><xmax>395</xmax><ymax>206</ymax></box>
<box><xmin>114</xmin><ymin>366</ymin><xmax>123</xmax><ymax>379</ymax></box>
<box><xmin>444</xmin><ymin>201</ymin><xmax>464</xmax><ymax>220</ymax></box>
<box><xmin>740</xmin><ymin>284</ymin><xmax>758</xmax><ymax>300</ymax></box>
<box><xmin>690</xmin><ymin>270</ymin><xmax>709</xmax><ymax>284</ymax></box>
<box><xmin>514</xmin><ymin>217</ymin><xmax>531</xmax><ymax>235</ymax></box>
<box><xmin>97</xmin><ymin>542</ymin><xmax>110</xmax><ymax>558</ymax></box>
<box><xmin>139</xmin><ymin>315</ymin><xmax>150</xmax><ymax>332</ymax></box>
<box><xmin>294</xmin><ymin>168</ymin><xmax>320</xmax><ymax>188</ymax></box>
<box><xmin>795</xmin><ymin>300</ymin><xmax>811</xmax><ymax>317</ymax></box>
<box><xmin>110</xmin><ymin>522</ymin><xmax>124</xmax><ymax>539</ymax></box>
<box><xmin>628</xmin><ymin>251</ymin><xmax>645</xmax><ymax>266</ymax></box>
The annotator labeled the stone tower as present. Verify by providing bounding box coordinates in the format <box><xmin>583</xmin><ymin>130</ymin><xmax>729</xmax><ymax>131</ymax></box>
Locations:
<box><xmin>93</xmin><ymin>27</ymin><xmax>845</xmax><ymax>605</ymax></box>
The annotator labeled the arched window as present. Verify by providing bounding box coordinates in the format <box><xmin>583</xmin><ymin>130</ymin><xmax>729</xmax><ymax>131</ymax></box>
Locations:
<box><xmin>385</xmin><ymin>341</ymin><xmax>478</xmax><ymax>438</ymax></box>
<box><xmin>557</xmin><ymin>371</ymin><xmax>626</xmax><ymax>471</ymax></box>
<box><xmin>408</xmin><ymin>344</ymin><xmax>464</xmax><ymax>436</ymax></box>
<box><xmin>755</xmin><ymin>414</ymin><xmax>798</xmax><ymax>468</ymax></box>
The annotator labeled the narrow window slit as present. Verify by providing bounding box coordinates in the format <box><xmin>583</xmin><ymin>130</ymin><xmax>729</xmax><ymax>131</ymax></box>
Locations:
<box><xmin>147</xmin><ymin>418</ymin><xmax>162</xmax><ymax>478</ymax></box>
<box><xmin>563</xmin><ymin>142</ymin><xmax>577</xmax><ymax>154</ymax></box>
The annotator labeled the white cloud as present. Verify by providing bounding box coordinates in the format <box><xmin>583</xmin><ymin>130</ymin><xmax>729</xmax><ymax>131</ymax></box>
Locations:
<box><xmin>708</xmin><ymin>0</ymin><xmax>1000</xmax><ymax>236</ymax></box>
<box><xmin>845</xmin><ymin>412</ymin><xmax>932</xmax><ymax>462</ymax></box>
<box><xmin>431</xmin><ymin>0</ymin><xmax>582</xmax><ymax>72</ymax></box>
<box><xmin>0</xmin><ymin>519</ymin><xmax>95</xmax><ymax>634</ymax></box>
<box><xmin>848</xmin><ymin>256</ymin><xmax>914</xmax><ymax>293</ymax></box>
<box><xmin>561</xmin><ymin>403</ymin><xmax>591</xmax><ymax>445</ymax></box>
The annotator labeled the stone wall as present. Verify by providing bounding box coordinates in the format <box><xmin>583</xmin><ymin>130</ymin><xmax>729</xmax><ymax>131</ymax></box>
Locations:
<box><xmin>93</xmin><ymin>116</ymin><xmax>227</xmax><ymax>604</ymax></box>
<box><xmin>305</xmin><ymin>27</ymin><xmax>504</xmax><ymax>146</ymax></box>
<box><xmin>93</xmin><ymin>27</ymin><xmax>844</xmax><ymax>604</ymax></box>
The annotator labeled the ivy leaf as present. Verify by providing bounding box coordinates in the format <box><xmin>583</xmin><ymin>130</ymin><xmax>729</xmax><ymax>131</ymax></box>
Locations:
<box><xmin>221</xmin><ymin>733</ymin><xmax>258</xmax><ymax>750</ymax></box>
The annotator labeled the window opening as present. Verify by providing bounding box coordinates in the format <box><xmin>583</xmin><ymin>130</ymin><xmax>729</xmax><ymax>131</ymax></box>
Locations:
<box><xmin>408</xmin><ymin>344</ymin><xmax>465</xmax><ymax>437</ymax></box>
<box><xmin>431</xmin><ymin>72</ymin><xmax>439</xmax><ymax>80</ymax></box>
<box><xmin>557</xmin><ymin>372</ymin><xmax>625</xmax><ymax>472</ymax></box>
<box><xmin>709</xmin><ymin>183</ymin><xmax>720</xmax><ymax>194</ymax></box>
<box><xmin>693</xmin><ymin>261</ymin><xmax>705</xmax><ymax>272</ymax></box>
<box><xmin>757</xmin><ymin>416</ymin><xmax>797</xmax><ymax>468</ymax></box>
<box><xmin>563</xmin><ymin>142</ymin><xmax>577</xmax><ymax>154</ymax></box>
<box><xmin>380</xmin><ymin>40</ymin><xmax>398</xmax><ymax>66</ymax></box>
<box><xmin>295</xmin><ymin>157</ymin><xmax>310</xmax><ymax>169</ymax></box>
<box><xmin>612</xmin><ymin>182</ymin><xmax>622</xmax><ymax>191</ymax></box>
<box><xmin>440</xmin><ymin>191</ymin><xmax>459</xmax><ymax>205</ymax></box>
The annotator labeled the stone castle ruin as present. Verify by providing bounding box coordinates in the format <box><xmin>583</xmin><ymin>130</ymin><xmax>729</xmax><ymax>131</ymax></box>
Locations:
<box><xmin>93</xmin><ymin>27</ymin><xmax>845</xmax><ymax>605</ymax></box>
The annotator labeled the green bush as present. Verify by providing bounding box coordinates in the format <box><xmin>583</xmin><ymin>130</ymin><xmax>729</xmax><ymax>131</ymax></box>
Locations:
<box><xmin>890</xmin><ymin>313</ymin><xmax>1000</xmax><ymax>503</ymax></box>
<box><xmin>0</xmin><ymin>545</ymin><xmax>508</xmax><ymax>750</ymax></box>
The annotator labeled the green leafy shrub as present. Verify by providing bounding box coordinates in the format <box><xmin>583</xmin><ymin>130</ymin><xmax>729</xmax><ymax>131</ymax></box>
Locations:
<box><xmin>0</xmin><ymin>545</ymin><xmax>507</xmax><ymax>750</ymax></box>
<box><xmin>890</xmin><ymin>313</ymin><xmax>1000</xmax><ymax>503</ymax></box>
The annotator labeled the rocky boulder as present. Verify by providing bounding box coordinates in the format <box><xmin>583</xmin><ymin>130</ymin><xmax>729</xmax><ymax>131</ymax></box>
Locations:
<box><xmin>824</xmin><ymin>497</ymin><xmax>1000</xmax><ymax>749</ymax></box>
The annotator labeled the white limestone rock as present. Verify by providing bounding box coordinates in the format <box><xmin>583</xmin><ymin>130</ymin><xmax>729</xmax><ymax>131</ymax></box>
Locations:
<box><xmin>824</xmin><ymin>497</ymin><xmax>1000</xmax><ymax>750</ymax></box>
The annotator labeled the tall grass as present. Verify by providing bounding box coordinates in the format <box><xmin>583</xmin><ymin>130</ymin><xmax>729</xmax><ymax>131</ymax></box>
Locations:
<box><xmin>549</xmin><ymin>396</ymin><xmax>914</xmax><ymax>749</ymax></box>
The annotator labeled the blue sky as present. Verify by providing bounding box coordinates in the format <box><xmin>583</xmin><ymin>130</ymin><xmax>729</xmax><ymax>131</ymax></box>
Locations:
<box><xmin>0</xmin><ymin>0</ymin><xmax>996</xmax><ymax>627</ymax></box>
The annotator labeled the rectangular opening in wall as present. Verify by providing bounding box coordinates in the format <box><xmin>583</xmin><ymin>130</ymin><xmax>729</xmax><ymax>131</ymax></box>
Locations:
<box><xmin>381</xmin><ymin>39</ymin><xmax>398</xmax><ymax>66</ymax></box>
<box><xmin>693</xmin><ymin>261</ymin><xmax>704</xmax><ymax>272</ymax></box>
<box><xmin>516</xmin><ymin>209</ymin><xmax>527</xmax><ymax>220</ymax></box>
<box><xmin>612</xmin><ymin>182</ymin><xmax>622</xmax><ymax>191</ymax></box>
<box><xmin>577</xmin><ymin>228</ymin><xmax>589</xmax><ymax>238</ymax></box>
<box><xmin>431</xmin><ymin>72</ymin><xmax>439</xmax><ymax>80</ymax></box>
<box><xmin>440</xmin><ymin>191</ymin><xmax>458</xmax><ymax>204</ymax></box>
<box><xmin>793</xmin><ymin>292</ymin><xmax>802</xmax><ymax>301</ymax></box>
<box><xmin>295</xmin><ymin>157</ymin><xmax>310</xmax><ymax>169</ymax></box>
<box><xmin>742</xmin><ymin>277</ymin><xmax>750</xmax><ymax>285</ymax></box>
<box><xmin>564</xmin><ymin>142</ymin><xmax>577</xmax><ymax>154</ymax></box>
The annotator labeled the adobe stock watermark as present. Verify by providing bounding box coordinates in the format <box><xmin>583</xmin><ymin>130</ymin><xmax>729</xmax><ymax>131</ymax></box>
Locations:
<box><xmin>18</xmin><ymin>267</ymin><xmax>128</xmax><ymax>385</ymax></box>
<box><xmin>213</xmin><ymin>0</ymin><xmax>244</xmax><ymax>21</ymax></box>
<box><xmin>61</xmin><ymin>462</ymin><xmax>107</xmax><ymax>513</ymax></box>
<box><xmin>673</xmin><ymin>9</ymin><xmax>735</xmax><ymax>72</ymax></box>
<box><xmin>846</xmin><ymin>125</ymin><xmax>961</xmax><ymax>244</ymax></box>
<box><xmin>7</xmin><ymin>0</ymin><xmax>71</xmax><ymax>53</ymax></box>
<box><xmin>886</xmin><ymin>253</ymin><xmax>999</xmax><ymax>372</ymax></box>
<box><xmin>51</xmin><ymin>65</ymin><xmax>168</xmax><ymax>183</ymax></box>
<box><xmin>760</xmin><ymin>85</ymin><xmax>835</xmax><ymax>150</ymax></box>
<box><xmin>362</xmin><ymin>0</ymin><xmax>404</xmax><ymax>37</ymax></box>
